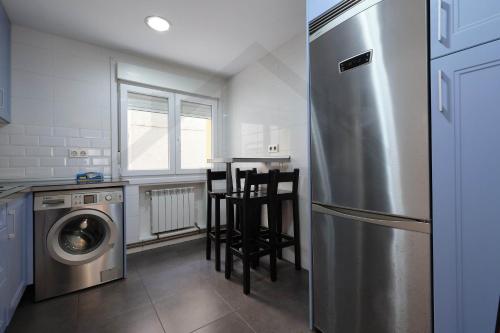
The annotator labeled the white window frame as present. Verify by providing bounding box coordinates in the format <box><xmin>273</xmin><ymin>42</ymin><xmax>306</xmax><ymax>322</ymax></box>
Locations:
<box><xmin>175</xmin><ymin>94</ymin><xmax>218</xmax><ymax>174</ymax></box>
<box><xmin>119</xmin><ymin>84</ymin><xmax>218</xmax><ymax>177</ymax></box>
<box><xmin>119</xmin><ymin>84</ymin><xmax>176</xmax><ymax>176</ymax></box>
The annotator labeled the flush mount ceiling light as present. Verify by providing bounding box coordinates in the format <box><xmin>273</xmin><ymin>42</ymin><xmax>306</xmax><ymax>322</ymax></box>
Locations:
<box><xmin>145</xmin><ymin>16</ymin><xmax>171</xmax><ymax>32</ymax></box>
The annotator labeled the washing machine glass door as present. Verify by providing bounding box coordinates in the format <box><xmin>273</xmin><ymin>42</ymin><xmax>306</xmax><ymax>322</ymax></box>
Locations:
<box><xmin>47</xmin><ymin>209</ymin><xmax>118</xmax><ymax>265</ymax></box>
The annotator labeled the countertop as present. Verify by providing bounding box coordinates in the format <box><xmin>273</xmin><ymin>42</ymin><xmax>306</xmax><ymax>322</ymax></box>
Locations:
<box><xmin>0</xmin><ymin>179</ymin><xmax>129</xmax><ymax>199</ymax></box>
<box><xmin>207</xmin><ymin>156</ymin><xmax>291</xmax><ymax>163</ymax></box>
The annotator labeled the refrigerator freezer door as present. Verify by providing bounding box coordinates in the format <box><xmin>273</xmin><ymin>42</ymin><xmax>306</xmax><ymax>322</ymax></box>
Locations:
<box><xmin>309</xmin><ymin>0</ymin><xmax>430</xmax><ymax>220</ymax></box>
<box><xmin>312</xmin><ymin>208</ymin><xmax>431</xmax><ymax>333</ymax></box>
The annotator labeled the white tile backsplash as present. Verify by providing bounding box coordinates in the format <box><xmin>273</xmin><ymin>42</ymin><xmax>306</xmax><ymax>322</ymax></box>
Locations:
<box><xmin>40</xmin><ymin>157</ymin><xmax>66</xmax><ymax>167</ymax></box>
<box><xmin>39</xmin><ymin>136</ymin><xmax>66</xmax><ymax>147</ymax></box>
<box><xmin>26</xmin><ymin>167</ymin><xmax>53</xmax><ymax>178</ymax></box>
<box><xmin>11</xmin><ymin>97</ymin><xmax>54</xmax><ymax>126</ymax></box>
<box><xmin>11</xmin><ymin>42</ymin><xmax>54</xmax><ymax>76</ymax></box>
<box><xmin>79</xmin><ymin>128</ymin><xmax>101</xmax><ymax>138</ymax></box>
<box><xmin>11</xmin><ymin>69</ymin><xmax>53</xmax><ymax>101</ymax></box>
<box><xmin>91</xmin><ymin>138</ymin><xmax>111</xmax><ymax>148</ymax></box>
<box><xmin>0</xmin><ymin>146</ymin><xmax>25</xmax><ymax>156</ymax></box>
<box><xmin>0</xmin><ymin>168</ymin><xmax>26</xmax><ymax>178</ymax></box>
<box><xmin>25</xmin><ymin>125</ymin><xmax>53</xmax><ymax>136</ymax></box>
<box><xmin>91</xmin><ymin>157</ymin><xmax>109</xmax><ymax>166</ymax></box>
<box><xmin>0</xmin><ymin>134</ymin><xmax>9</xmax><ymax>145</ymax></box>
<box><xmin>26</xmin><ymin>146</ymin><xmax>53</xmax><ymax>156</ymax></box>
<box><xmin>67</xmin><ymin>158</ymin><xmax>90</xmax><ymax>166</ymax></box>
<box><xmin>10</xmin><ymin>157</ymin><xmax>39</xmax><ymax>167</ymax></box>
<box><xmin>67</xmin><ymin>137</ymin><xmax>91</xmax><ymax>147</ymax></box>
<box><xmin>0</xmin><ymin>125</ymin><xmax>24</xmax><ymax>135</ymax></box>
<box><xmin>10</xmin><ymin>135</ymin><xmax>38</xmax><ymax>146</ymax></box>
<box><xmin>0</xmin><ymin>125</ymin><xmax>111</xmax><ymax>180</ymax></box>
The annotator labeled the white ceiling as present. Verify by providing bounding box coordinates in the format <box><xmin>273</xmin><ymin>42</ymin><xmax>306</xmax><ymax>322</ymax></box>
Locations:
<box><xmin>3</xmin><ymin>0</ymin><xmax>306</xmax><ymax>77</ymax></box>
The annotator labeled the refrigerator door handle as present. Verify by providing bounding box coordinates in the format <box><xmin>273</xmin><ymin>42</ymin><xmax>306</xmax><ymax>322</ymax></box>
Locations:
<box><xmin>312</xmin><ymin>203</ymin><xmax>431</xmax><ymax>234</ymax></box>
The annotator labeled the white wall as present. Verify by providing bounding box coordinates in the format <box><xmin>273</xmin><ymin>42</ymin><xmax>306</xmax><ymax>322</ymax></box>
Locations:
<box><xmin>0</xmin><ymin>25</ymin><xmax>226</xmax><ymax>181</ymax></box>
<box><xmin>223</xmin><ymin>32</ymin><xmax>310</xmax><ymax>268</ymax></box>
<box><xmin>1</xmin><ymin>25</ymin><xmax>227</xmax><ymax>246</ymax></box>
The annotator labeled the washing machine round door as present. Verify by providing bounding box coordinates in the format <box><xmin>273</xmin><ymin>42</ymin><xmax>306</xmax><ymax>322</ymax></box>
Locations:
<box><xmin>47</xmin><ymin>209</ymin><xmax>118</xmax><ymax>265</ymax></box>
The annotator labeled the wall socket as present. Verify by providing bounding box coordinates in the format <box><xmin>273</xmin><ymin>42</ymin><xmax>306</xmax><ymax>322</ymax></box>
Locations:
<box><xmin>268</xmin><ymin>144</ymin><xmax>279</xmax><ymax>153</ymax></box>
<box><xmin>68</xmin><ymin>148</ymin><xmax>89</xmax><ymax>158</ymax></box>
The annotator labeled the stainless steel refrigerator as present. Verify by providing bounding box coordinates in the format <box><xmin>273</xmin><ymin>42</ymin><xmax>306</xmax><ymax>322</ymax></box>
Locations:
<box><xmin>309</xmin><ymin>0</ymin><xmax>431</xmax><ymax>332</ymax></box>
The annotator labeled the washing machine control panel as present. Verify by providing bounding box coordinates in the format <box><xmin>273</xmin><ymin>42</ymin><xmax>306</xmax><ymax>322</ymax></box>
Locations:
<box><xmin>71</xmin><ymin>190</ymin><xmax>123</xmax><ymax>207</ymax></box>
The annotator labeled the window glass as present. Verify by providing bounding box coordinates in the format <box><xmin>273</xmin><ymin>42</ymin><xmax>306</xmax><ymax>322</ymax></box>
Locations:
<box><xmin>180</xmin><ymin>101</ymin><xmax>212</xmax><ymax>169</ymax></box>
<box><xmin>127</xmin><ymin>92</ymin><xmax>169</xmax><ymax>171</ymax></box>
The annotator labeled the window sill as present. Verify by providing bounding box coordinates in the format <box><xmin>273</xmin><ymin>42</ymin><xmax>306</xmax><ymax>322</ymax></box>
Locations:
<box><xmin>123</xmin><ymin>174</ymin><xmax>206</xmax><ymax>186</ymax></box>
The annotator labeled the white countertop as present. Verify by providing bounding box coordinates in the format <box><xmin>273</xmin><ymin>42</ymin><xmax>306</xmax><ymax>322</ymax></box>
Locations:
<box><xmin>208</xmin><ymin>156</ymin><xmax>291</xmax><ymax>163</ymax></box>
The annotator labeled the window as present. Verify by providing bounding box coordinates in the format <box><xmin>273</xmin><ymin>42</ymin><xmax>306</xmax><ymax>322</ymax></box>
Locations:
<box><xmin>119</xmin><ymin>85</ymin><xmax>217</xmax><ymax>176</ymax></box>
<box><xmin>176</xmin><ymin>95</ymin><xmax>215</xmax><ymax>173</ymax></box>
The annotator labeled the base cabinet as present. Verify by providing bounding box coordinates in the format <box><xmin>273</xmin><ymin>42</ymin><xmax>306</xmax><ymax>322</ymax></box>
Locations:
<box><xmin>432</xmin><ymin>38</ymin><xmax>500</xmax><ymax>333</ymax></box>
<box><xmin>0</xmin><ymin>203</ymin><xmax>8</xmax><ymax>333</ymax></box>
<box><xmin>0</xmin><ymin>194</ymin><xmax>29</xmax><ymax>333</ymax></box>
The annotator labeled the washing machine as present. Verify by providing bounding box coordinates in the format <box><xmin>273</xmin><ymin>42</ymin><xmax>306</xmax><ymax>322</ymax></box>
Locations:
<box><xmin>34</xmin><ymin>187</ymin><xmax>124</xmax><ymax>301</ymax></box>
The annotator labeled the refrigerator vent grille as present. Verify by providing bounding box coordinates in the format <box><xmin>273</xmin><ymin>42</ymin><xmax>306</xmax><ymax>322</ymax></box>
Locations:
<box><xmin>309</xmin><ymin>0</ymin><xmax>363</xmax><ymax>35</ymax></box>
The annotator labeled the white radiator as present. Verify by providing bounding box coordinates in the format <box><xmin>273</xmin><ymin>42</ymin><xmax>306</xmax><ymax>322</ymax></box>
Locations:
<box><xmin>150</xmin><ymin>187</ymin><xmax>196</xmax><ymax>234</ymax></box>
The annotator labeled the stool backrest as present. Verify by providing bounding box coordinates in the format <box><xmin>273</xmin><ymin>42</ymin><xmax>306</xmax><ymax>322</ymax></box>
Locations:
<box><xmin>236</xmin><ymin>168</ymin><xmax>258</xmax><ymax>192</ymax></box>
<box><xmin>272</xmin><ymin>169</ymin><xmax>300</xmax><ymax>194</ymax></box>
<box><xmin>243</xmin><ymin>171</ymin><xmax>271</xmax><ymax>199</ymax></box>
<box><xmin>206</xmin><ymin>169</ymin><xmax>226</xmax><ymax>192</ymax></box>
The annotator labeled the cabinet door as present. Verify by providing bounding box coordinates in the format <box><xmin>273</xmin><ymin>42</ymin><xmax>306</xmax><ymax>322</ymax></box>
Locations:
<box><xmin>431</xmin><ymin>0</ymin><xmax>500</xmax><ymax>59</ymax></box>
<box><xmin>307</xmin><ymin>0</ymin><xmax>342</xmax><ymax>22</ymax></box>
<box><xmin>0</xmin><ymin>203</ymin><xmax>8</xmax><ymax>333</ymax></box>
<box><xmin>6</xmin><ymin>197</ymin><xmax>25</xmax><ymax>320</ymax></box>
<box><xmin>0</xmin><ymin>3</ymin><xmax>10</xmax><ymax>124</ymax></box>
<box><xmin>432</xmin><ymin>39</ymin><xmax>500</xmax><ymax>333</ymax></box>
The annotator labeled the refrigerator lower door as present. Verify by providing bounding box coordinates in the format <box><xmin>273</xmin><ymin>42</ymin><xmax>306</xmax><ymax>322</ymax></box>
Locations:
<box><xmin>312</xmin><ymin>206</ymin><xmax>431</xmax><ymax>333</ymax></box>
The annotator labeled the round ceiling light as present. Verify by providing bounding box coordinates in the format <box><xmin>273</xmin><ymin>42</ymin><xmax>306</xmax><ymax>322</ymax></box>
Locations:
<box><xmin>145</xmin><ymin>16</ymin><xmax>171</xmax><ymax>32</ymax></box>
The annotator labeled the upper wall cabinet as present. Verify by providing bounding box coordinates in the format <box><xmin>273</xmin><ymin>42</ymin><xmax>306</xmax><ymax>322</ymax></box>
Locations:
<box><xmin>0</xmin><ymin>3</ymin><xmax>11</xmax><ymax>124</ymax></box>
<box><xmin>431</xmin><ymin>38</ymin><xmax>500</xmax><ymax>333</ymax></box>
<box><xmin>431</xmin><ymin>0</ymin><xmax>500</xmax><ymax>59</ymax></box>
<box><xmin>307</xmin><ymin>0</ymin><xmax>342</xmax><ymax>22</ymax></box>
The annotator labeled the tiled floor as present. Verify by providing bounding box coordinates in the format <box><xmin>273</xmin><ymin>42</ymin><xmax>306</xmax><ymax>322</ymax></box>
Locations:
<box><xmin>7</xmin><ymin>239</ymin><xmax>311</xmax><ymax>333</ymax></box>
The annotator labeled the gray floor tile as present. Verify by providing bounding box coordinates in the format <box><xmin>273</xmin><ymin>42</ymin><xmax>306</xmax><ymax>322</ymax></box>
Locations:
<box><xmin>77</xmin><ymin>273</ymin><xmax>152</xmax><ymax>327</ymax></box>
<box><xmin>7</xmin><ymin>238</ymin><xmax>310</xmax><ymax>333</ymax></box>
<box><xmin>153</xmin><ymin>286</ymin><xmax>233</xmax><ymax>333</ymax></box>
<box><xmin>77</xmin><ymin>304</ymin><xmax>164</xmax><ymax>333</ymax></box>
<box><xmin>6</xmin><ymin>293</ymin><xmax>78</xmax><ymax>333</ymax></box>
<box><xmin>192</xmin><ymin>312</ymin><xmax>255</xmax><ymax>333</ymax></box>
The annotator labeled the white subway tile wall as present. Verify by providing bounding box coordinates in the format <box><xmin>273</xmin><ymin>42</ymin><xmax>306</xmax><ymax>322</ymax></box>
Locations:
<box><xmin>0</xmin><ymin>25</ymin><xmax>112</xmax><ymax>180</ymax></box>
<box><xmin>0</xmin><ymin>125</ymin><xmax>111</xmax><ymax>179</ymax></box>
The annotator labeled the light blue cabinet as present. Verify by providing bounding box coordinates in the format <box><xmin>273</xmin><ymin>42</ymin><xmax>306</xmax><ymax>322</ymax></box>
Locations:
<box><xmin>430</xmin><ymin>0</ymin><xmax>500</xmax><ymax>59</ymax></box>
<box><xmin>307</xmin><ymin>0</ymin><xmax>342</xmax><ymax>22</ymax></box>
<box><xmin>0</xmin><ymin>2</ymin><xmax>10</xmax><ymax>124</ymax></box>
<box><xmin>432</xmin><ymin>39</ymin><xmax>500</xmax><ymax>333</ymax></box>
<box><xmin>0</xmin><ymin>194</ymin><xmax>30</xmax><ymax>333</ymax></box>
<box><xmin>0</xmin><ymin>203</ymin><xmax>8</xmax><ymax>333</ymax></box>
<box><xmin>6</xmin><ymin>196</ymin><xmax>27</xmax><ymax>320</ymax></box>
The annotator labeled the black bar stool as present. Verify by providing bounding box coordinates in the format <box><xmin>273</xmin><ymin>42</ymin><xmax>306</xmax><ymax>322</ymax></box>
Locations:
<box><xmin>206</xmin><ymin>169</ymin><xmax>227</xmax><ymax>271</ymax></box>
<box><xmin>235</xmin><ymin>168</ymin><xmax>257</xmax><ymax>230</ymax></box>
<box><xmin>225</xmin><ymin>171</ymin><xmax>277</xmax><ymax>294</ymax></box>
<box><xmin>273</xmin><ymin>169</ymin><xmax>301</xmax><ymax>270</ymax></box>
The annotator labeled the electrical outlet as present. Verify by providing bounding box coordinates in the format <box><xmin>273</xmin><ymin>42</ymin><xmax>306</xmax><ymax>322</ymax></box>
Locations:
<box><xmin>268</xmin><ymin>144</ymin><xmax>279</xmax><ymax>153</ymax></box>
<box><xmin>68</xmin><ymin>149</ymin><xmax>89</xmax><ymax>158</ymax></box>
